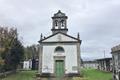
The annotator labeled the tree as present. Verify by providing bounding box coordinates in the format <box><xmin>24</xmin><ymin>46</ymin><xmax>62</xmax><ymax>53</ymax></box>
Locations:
<box><xmin>0</xmin><ymin>27</ymin><xmax>17</xmax><ymax>59</ymax></box>
<box><xmin>24</xmin><ymin>44</ymin><xmax>39</xmax><ymax>70</ymax></box>
<box><xmin>0</xmin><ymin>26</ymin><xmax>24</xmax><ymax>71</ymax></box>
<box><xmin>24</xmin><ymin>44</ymin><xmax>39</xmax><ymax>60</ymax></box>
<box><xmin>4</xmin><ymin>38</ymin><xmax>24</xmax><ymax>70</ymax></box>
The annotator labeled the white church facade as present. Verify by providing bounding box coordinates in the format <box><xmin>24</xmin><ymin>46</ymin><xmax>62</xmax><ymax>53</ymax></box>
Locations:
<box><xmin>38</xmin><ymin>10</ymin><xmax>82</xmax><ymax>77</ymax></box>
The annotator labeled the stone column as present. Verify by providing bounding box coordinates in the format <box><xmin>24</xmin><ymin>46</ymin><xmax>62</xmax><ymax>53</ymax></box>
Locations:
<box><xmin>65</xmin><ymin>20</ymin><xmax>67</xmax><ymax>29</ymax></box>
<box><xmin>58</xmin><ymin>19</ymin><xmax>61</xmax><ymax>29</ymax></box>
<box><xmin>38</xmin><ymin>43</ymin><xmax>43</xmax><ymax>75</ymax></box>
<box><xmin>77</xmin><ymin>42</ymin><xmax>81</xmax><ymax>74</ymax></box>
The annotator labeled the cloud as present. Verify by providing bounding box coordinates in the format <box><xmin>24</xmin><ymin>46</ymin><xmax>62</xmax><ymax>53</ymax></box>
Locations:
<box><xmin>0</xmin><ymin>0</ymin><xmax>120</xmax><ymax>59</ymax></box>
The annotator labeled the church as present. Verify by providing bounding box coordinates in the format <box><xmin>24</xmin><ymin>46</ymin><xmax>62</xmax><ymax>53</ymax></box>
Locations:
<box><xmin>38</xmin><ymin>10</ymin><xmax>82</xmax><ymax>77</ymax></box>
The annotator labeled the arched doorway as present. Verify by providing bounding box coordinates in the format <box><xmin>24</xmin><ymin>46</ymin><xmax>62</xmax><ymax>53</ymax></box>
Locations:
<box><xmin>54</xmin><ymin>46</ymin><xmax>65</xmax><ymax>78</ymax></box>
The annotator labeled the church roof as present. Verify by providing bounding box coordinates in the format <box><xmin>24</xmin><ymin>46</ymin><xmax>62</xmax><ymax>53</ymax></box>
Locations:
<box><xmin>52</xmin><ymin>10</ymin><xmax>67</xmax><ymax>18</ymax></box>
<box><xmin>96</xmin><ymin>57</ymin><xmax>112</xmax><ymax>61</ymax></box>
<box><xmin>39</xmin><ymin>32</ymin><xmax>81</xmax><ymax>43</ymax></box>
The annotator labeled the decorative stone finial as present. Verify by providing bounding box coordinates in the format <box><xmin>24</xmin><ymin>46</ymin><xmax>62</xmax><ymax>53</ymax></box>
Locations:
<box><xmin>40</xmin><ymin>33</ymin><xmax>43</xmax><ymax>40</ymax></box>
<box><xmin>77</xmin><ymin>32</ymin><xmax>80</xmax><ymax>39</ymax></box>
<box><xmin>44</xmin><ymin>36</ymin><xmax>46</xmax><ymax>39</ymax></box>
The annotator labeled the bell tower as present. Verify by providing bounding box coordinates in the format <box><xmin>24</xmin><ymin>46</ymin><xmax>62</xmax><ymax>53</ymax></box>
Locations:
<box><xmin>51</xmin><ymin>10</ymin><xmax>68</xmax><ymax>34</ymax></box>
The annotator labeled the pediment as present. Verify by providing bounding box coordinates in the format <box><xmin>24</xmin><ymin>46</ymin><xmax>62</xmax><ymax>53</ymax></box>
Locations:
<box><xmin>41</xmin><ymin>33</ymin><xmax>79</xmax><ymax>42</ymax></box>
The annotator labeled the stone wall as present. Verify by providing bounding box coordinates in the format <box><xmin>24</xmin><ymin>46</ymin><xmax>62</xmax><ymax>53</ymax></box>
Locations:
<box><xmin>111</xmin><ymin>45</ymin><xmax>120</xmax><ymax>80</ymax></box>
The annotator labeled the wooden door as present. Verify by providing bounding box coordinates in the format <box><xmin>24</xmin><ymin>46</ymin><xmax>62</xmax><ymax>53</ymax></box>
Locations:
<box><xmin>55</xmin><ymin>60</ymin><xmax>64</xmax><ymax>78</ymax></box>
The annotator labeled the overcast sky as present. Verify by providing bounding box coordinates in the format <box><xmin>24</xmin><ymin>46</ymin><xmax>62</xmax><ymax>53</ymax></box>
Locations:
<box><xmin>0</xmin><ymin>0</ymin><xmax>120</xmax><ymax>60</ymax></box>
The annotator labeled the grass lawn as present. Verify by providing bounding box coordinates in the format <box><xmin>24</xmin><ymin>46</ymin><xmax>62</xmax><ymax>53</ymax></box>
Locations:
<box><xmin>80</xmin><ymin>69</ymin><xmax>112</xmax><ymax>80</ymax></box>
<box><xmin>1</xmin><ymin>69</ymin><xmax>112</xmax><ymax>80</ymax></box>
<box><xmin>1</xmin><ymin>70</ymin><xmax>36</xmax><ymax>80</ymax></box>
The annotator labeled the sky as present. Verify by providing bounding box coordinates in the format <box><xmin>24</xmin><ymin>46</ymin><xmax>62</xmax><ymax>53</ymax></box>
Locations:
<box><xmin>0</xmin><ymin>0</ymin><xmax>120</xmax><ymax>60</ymax></box>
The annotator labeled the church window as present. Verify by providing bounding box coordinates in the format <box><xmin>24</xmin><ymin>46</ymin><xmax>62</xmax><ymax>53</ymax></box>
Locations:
<box><xmin>55</xmin><ymin>46</ymin><xmax>64</xmax><ymax>53</ymax></box>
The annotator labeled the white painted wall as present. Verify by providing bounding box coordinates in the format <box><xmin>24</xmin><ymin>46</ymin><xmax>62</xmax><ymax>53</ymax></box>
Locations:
<box><xmin>42</xmin><ymin>44</ymin><xmax>78</xmax><ymax>74</ymax></box>
<box><xmin>23</xmin><ymin>60</ymin><xmax>32</xmax><ymax>70</ymax></box>
<box><xmin>83</xmin><ymin>62</ymin><xmax>98</xmax><ymax>69</ymax></box>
